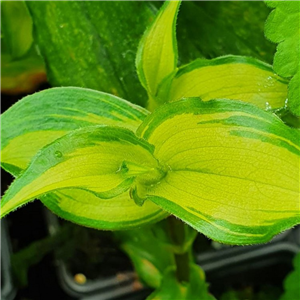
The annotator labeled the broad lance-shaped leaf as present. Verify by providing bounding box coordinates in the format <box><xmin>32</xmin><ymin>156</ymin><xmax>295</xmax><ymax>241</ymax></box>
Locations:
<box><xmin>42</xmin><ymin>190</ymin><xmax>166</xmax><ymax>231</ymax></box>
<box><xmin>161</xmin><ymin>56</ymin><xmax>288</xmax><ymax>110</ymax></box>
<box><xmin>265</xmin><ymin>1</ymin><xmax>300</xmax><ymax>116</ymax></box>
<box><xmin>1</xmin><ymin>87</ymin><xmax>149</xmax><ymax>176</ymax></box>
<box><xmin>136</xmin><ymin>0</ymin><xmax>180</xmax><ymax>101</ymax></box>
<box><xmin>26</xmin><ymin>1</ymin><xmax>159</xmax><ymax>107</ymax></box>
<box><xmin>176</xmin><ymin>1</ymin><xmax>276</xmax><ymax>64</ymax></box>
<box><xmin>137</xmin><ymin>98</ymin><xmax>300</xmax><ymax>244</ymax></box>
<box><xmin>1</xmin><ymin>88</ymin><xmax>167</xmax><ymax>229</ymax></box>
<box><xmin>0</xmin><ymin>126</ymin><xmax>168</xmax><ymax>227</ymax></box>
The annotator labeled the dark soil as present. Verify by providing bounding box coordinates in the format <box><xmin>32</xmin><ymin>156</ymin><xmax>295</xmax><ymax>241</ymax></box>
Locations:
<box><xmin>56</xmin><ymin>220</ymin><xmax>134</xmax><ymax>280</ymax></box>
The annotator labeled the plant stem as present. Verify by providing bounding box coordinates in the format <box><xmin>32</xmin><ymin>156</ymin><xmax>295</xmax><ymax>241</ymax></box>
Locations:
<box><xmin>174</xmin><ymin>251</ymin><xmax>190</xmax><ymax>283</ymax></box>
<box><xmin>168</xmin><ymin>216</ymin><xmax>190</xmax><ymax>283</ymax></box>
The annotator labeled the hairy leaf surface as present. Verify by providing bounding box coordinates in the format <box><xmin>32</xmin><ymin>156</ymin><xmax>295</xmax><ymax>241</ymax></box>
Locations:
<box><xmin>1</xmin><ymin>126</ymin><xmax>159</xmax><ymax>218</ymax></box>
<box><xmin>138</xmin><ymin>98</ymin><xmax>300</xmax><ymax>244</ymax></box>
<box><xmin>265</xmin><ymin>1</ymin><xmax>300</xmax><ymax>115</ymax></box>
<box><xmin>42</xmin><ymin>190</ymin><xmax>166</xmax><ymax>231</ymax></box>
<box><xmin>1</xmin><ymin>87</ymin><xmax>148</xmax><ymax>176</ymax></box>
<box><xmin>0</xmin><ymin>87</ymin><xmax>168</xmax><ymax>229</ymax></box>
<box><xmin>166</xmin><ymin>56</ymin><xmax>288</xmax><ymax>110</ymax></box>
<box><xmin>136</xmin><ymin>1</ymin><xmax>180</xmax><ymax>98</ymax></box>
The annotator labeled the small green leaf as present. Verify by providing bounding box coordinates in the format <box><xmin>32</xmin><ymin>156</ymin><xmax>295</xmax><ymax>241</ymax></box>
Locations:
<box><xmin>138</xmin><ymin>98</ymin><xmax>300</xmax><ymax>244</ymax></box>
<box><xmin>136</xmin><ymin>0</ymin><xmax>181</xmax><ymax>100</ymax></box>
<box><xmin>1</xmin><ymin>87</ymin><xmax>149</xmax><ymax>176</ymax></box>
<box><xmin>146</xmin><ymin>264</ymin><xmax>215</xmax><ymax>300</ymax></box>
<box><xmin>265</xmin><ymin>1</ymin><xmax>300</xmax><ymax>115</ymax></box>
<box><xmin>1</xmin><ymin>51</ymin><xmax>46</xmax><ymax>95</ymax></box>
<box><xmin>0</xmin><ymin>126</ymin><xmax>159</xmax><ymax>218</ymax></box>
<box><xmin>116</xmin><ymin>221</ymin><xmax>175</xmax><ymax>289</ymax></box>
<box><xmin>280</xmin><ymin>252</ymin><xmax>300</xmax><ymax>300</ymax></box>
<box><xmin>1</xmin><ymin>1</ymin><xmax>33</xmax><ymax>58</ymax></box>
<box><xmin>164</xmin><ymin>55</ymin><xmax>288</xmax><ymax>110</ymax></box>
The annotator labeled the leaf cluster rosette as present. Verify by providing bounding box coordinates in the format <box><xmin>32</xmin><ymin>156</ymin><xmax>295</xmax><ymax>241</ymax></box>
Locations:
<box><xmin>1</xmin><ymin>1</ymin><xmax>299</xmax><ymax>250</ymax></box>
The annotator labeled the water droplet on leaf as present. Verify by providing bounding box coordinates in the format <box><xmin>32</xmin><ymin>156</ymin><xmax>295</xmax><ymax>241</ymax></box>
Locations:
<box><xmin>265</xmin><ymin>102</ymin><xmax>272</xmax><ymax>111</ymax></box>
<box><xmin>54</xmin><ymin>151</ymin><xmax>62</xmax><ymax>158</ymax></box>
<box><xmin>284</xmin><ymin>98</ymin><xmax>289</xmax><ymax>108</ymax></box>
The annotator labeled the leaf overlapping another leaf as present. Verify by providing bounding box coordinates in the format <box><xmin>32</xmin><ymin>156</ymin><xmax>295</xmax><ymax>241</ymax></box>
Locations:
<box><xmin>136</xmin><ymin>1</ymin><xmax>180</xmax><ymax>109</ymax></box>
<box><xmin>138</xmin><ymin>98</ymin><xmax>300</xmax><ymax>244</ymax></box>
<box><xmin>43</xmin><ymin>190</ymin><xmax>166</xmax><ymax>231</ymax></box>
<box><xmin>0</xmin><ymin>87</ymin><xmax>166</xmax><ymax>229</ymax></box>
<box><xmin>2</xmin><ymin>93</ymin><xmax>299</xmax><ymax>244</ymax></box>
<box><xmin>161</xmin><ymin>55</ymin><xmax>288</xmax><ymax>110</ymax></box>
<box><xmin>265</xmin><ymin>1</ymin><xmax>300</xmax><ymax>116</ymax></box>
<box><xmin>139</xmin><ymin>1</ymin><xmax>288</xmax><ymax>113</ymax></box>
<box><xmin>1</xmin><ymin>87</ymin><xmax>149</xmax><ymax>176</ymax></box>
<box><xmin>26</xmin><ymin>1</ymin><xmax>158</xmax><ymax>107</ymax></box>
<box><xmin>1</xmin><ymin>0</ymin><xmax>299</xmax><ymax>245</ymax></box>
<box><xmin>1</xmin><ymin>125</ymin><xmax>164</xmax><ymax>219</ymax></box>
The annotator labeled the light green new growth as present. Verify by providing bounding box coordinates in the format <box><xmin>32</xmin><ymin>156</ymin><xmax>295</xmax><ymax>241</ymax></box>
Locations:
<box><xmin>136</xmin><ymin>1</ymin><xmax>180</xmax><ymax>110</ymax></box>
<box><xmin>138</xmin><ymin>0</ymin><xmax>289</xmax><ymax>113</ymax></box>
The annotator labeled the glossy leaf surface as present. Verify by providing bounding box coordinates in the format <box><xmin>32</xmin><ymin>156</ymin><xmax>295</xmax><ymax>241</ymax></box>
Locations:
<box><xmin>138</xmin><ymin>98</ymin><xmax>300</xmax><ymax>244</ymax></box>
<box><xmin>166</xmin><ymin>56</ymin><xmax>288</xmax><ymax>110</ymax></box>
<box><xmin>1</xmin><ymin>87</ymin><xmax>148</xmax><ymax>176</ymax></box>
<box><xmin>265</xmin><ymin>1</ymin><xmax>300</xmax><ymax>115</ymax></box>
<box><xmin>26</xmin><ymin>1</ymin><xmax>157</xmax><ymax>106</ymax></box>
<box><xmin>136</xmin><ymin>1</ymin><xmax>180</xmax><ymax>98</ymax></box>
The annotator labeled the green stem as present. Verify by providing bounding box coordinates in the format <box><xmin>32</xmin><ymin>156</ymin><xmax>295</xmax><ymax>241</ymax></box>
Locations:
<box><xmin>174</xmin><ymin>251</ymin><xmax>190</xmax><ymax>283</ymax></box>
<box><xmin>168</xmin><ymin>216</ymin><xmax>190</xmax><ymax>283</ymax></box>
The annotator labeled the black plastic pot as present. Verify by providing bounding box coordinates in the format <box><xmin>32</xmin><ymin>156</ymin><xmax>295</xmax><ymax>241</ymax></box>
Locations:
<box><xmin>45</xmin><ymin>210</ymin><xmax>148</xmax><ymax>300</ymax></box>
<box><xmin>45</xmin><ymin>210</ymin><xmax>300</xmax><ymax>300</ymax></box>
<box><xmin>1</xmin><ymin>219</ymin><xmax>17</xmax><ymax>300</ymax></box>
<box><xmin>197</xmin><ymin>229</ymin><xmax>300</xmax><ymax>298</ymax></box>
